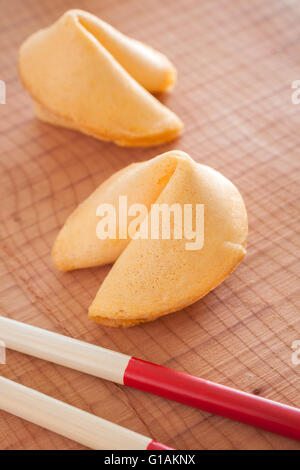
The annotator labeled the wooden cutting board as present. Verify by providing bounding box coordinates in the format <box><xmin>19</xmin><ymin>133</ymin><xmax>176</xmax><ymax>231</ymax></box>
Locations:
<box><xmin>0</xmin><ymin>0</ymin><xmax>299</xmax><ymax>450</ymax></box>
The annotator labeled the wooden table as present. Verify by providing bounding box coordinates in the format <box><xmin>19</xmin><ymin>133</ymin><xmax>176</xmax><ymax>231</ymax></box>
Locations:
<box><xmin>0</xmin><ymin>0</ymin><xmax>299</xmax><ymax>450</ymax></box>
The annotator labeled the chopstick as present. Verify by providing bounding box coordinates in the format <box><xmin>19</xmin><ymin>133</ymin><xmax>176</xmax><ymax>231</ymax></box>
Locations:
<box><xmin>1</xmin><ymin>316</ymin><xmax>300</xmax><ymax>442</ymax></box>
<box><xmin>0</xmin><ymin>376</ymin><xmax>172</xmax><ymax>450</ymax></box>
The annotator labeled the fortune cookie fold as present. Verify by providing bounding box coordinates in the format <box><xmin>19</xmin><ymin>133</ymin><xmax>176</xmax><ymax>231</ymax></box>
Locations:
<box><xmin>19</xmin><ymin>9</ymin><xmax>183</xmax><ymax>146</ymax></box>
<box><xmin>52</xmin><ymin>151</ymin><xmax>248</xmax><ymax>327</ymax></box>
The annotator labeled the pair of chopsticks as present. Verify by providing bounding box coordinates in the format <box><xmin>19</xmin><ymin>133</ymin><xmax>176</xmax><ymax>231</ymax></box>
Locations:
<box><xmin>0</xmin><ymin>317</ymin><xmax>171</xmax><ymax>450</ymax></box>
<box><xmin>1</xmin><ymin>316</ymin><xmax>300</xmax><ymax>449</ymax></box>
<box><xmin>0</xmin><ymin>376</ymin><xmax>170</xmax><ymax>450</ymax></box>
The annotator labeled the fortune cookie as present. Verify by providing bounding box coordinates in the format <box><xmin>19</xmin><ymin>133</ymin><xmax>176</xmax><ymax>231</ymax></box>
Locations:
<box><xmin>19</xmin><ymin>10</ymin><xmax>183</xmax><ymax>146</ymax></box>
<box><xmin>52</xmin><ymin>151</ymin><xmax>248</xmax><ymax>327</ymax></box>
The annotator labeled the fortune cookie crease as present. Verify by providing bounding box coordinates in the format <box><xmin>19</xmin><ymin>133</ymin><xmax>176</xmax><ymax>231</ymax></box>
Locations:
<box><xmin>19</xmin><ymin>9</ymin><xmax>183</xmax><ymax>146</ymax></box>
<box><xmin>52</xmin><ymin>151</ymin><xmax>248</xmax><ymax>327</ymax></box>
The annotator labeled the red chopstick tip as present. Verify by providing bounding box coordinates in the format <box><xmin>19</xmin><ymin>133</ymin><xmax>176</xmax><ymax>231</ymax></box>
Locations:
<box><xmin>147</xmin><ymin>440</ymin><xmax>175</xmax><ymax>450</ymax></box>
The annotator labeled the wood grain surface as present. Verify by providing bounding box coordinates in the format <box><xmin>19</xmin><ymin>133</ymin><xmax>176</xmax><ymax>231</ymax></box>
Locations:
<box><xmin>0</xmin><ymin>0</ymin><xmax>300</xmax><ymax>450</ymax></box>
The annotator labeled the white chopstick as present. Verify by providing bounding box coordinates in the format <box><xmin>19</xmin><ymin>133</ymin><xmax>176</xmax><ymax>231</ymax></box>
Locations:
<box><xmin>0</xmin><ymin>316</ymin><xmax>130</xmax><ymax>383</ymax></box>
<box><xmin>0</xmin><ymin>376</ymin><xmax>152</xmax><ymax>450</ymax></box>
